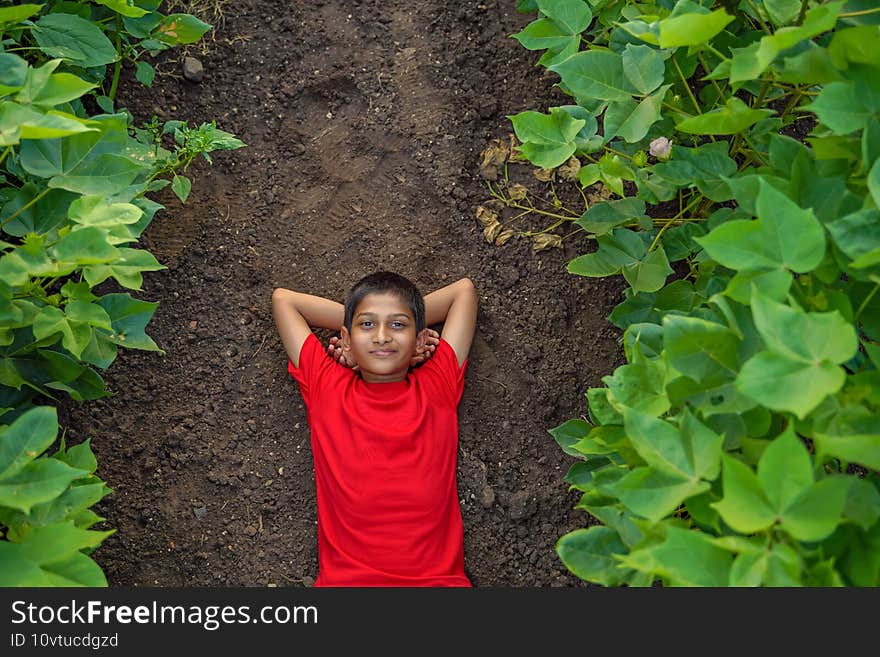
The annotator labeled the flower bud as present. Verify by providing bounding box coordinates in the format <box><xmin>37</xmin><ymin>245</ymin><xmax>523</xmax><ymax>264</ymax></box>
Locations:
<box><xmin>649</xmin><ymin>137</ymin><xmax>672</xmax><ymax>161</ymax></box>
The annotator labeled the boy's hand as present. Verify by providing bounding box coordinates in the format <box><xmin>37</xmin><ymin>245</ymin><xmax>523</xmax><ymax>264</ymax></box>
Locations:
<box><xmin>326</xmin><ymin>329</ymin><xmax>440</xmax><ymax>370</ymax></box>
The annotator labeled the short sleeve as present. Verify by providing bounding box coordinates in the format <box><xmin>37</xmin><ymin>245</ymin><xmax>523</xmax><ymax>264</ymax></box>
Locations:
<box><xmin>287</xmin><ymin>332</ymin><xmax>338</xmax><ymax>405</ymax></box>
<box><xmin>415</xmin><ymin>338</ymin><xmax>468</xmax><ymax>406</ymax></box>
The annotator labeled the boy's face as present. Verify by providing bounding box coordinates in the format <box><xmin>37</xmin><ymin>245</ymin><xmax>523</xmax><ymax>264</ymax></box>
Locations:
<box><xmin>340</xmin><ymin>292</ymin><xmax>426</xmax><ymax>382</ymax></box>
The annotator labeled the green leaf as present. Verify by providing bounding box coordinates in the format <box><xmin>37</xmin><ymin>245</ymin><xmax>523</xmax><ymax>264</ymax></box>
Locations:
<box><xmin>587</xmin><ymin>388</ymin><xmax>623</xmax><ymax>425</ymax></box>
<box><xmin>696</xmin><ymin>178</ymin><xmax>825</xmax><ymax>273</ymax></box>
<box><xmin>509</xmin><ymin>107</ymin><xmax>585</xmax><ymax>168</ymax></box>
<box><xmin>31</xmin><ymin>305</ymin><xmax>91</xmax><ymax>359</ymax></box>
<box><xmin>622</xmin><ymin>44</ymin><xmax>665</xmax><ymax>95</ymax></box>
<box><xmin>623</xmin><ymin>408</ymin><xmax>723</xmax><ymax>481</ymax></box>
<box><xmin>763</xmin><ymin>0</ymin><xmax>802</xmax><ymax>27</ymax></box>
<box><xmin>0</xmin><ymin>406</ymin><xmax>57</xmax><ymax>480</ymax></box>
<box><xmin>155</xmin><ymin>13</ymin><xmax>211</xmax><ymax>45</ymax></box>
<box><xmin>815</xmin><ymin>430</ymin><xmax>880</xmax><ymax>471</ymax></box>
<box><xmin>8</xmin><ymin>482</ymin><xmax>109</xmax><ymax>534</ymax></box>
<box><xmin>804</xmin><ymin>81</ymin><xmax>872</xmax><ymax>135</ymax></box>
<box><xmin>19</xmin><ymin>114</ymin><xmax>149</xmax><ymax>194</ymax></box>
<box><xmin>537</xmin><ymin>0</ymin><xmax>592</xmax><ymax>34</ymax></box>
<box><xmin>51</xmin><ymin>226</ymin><xmax>122</xmax><ymax>265</ymax></box>
<box><xmin>549</xmin><ymin>418</ymin><xmax>591</xmax><ymax>457</ymax></box>
<box><xmin>568</xmin><ymin>228</ymin><xmax>647</xmax><ymax>277</ymax></box>
<box><xmin>134</xmin><ymin>60</ymin><xmax>155</xmax><ymax>87</ymax></box>
<box><xmin>0</xmin><ymin>53</ymin><xmax>28</xmax><ymax>96</ymax></box>
<box><xmin>828</xmin><ymin>25</ymin><xmax>880</xmax><ymax>69</ymax></box>
<box><xmin>662</xmin><ymin>315</ymin><xmax>740</xmax><ymax>381</ymax></box>
<box><xmin>617</xmin><ymin>526</ymin><xmax>733</xmax><ymax>587</ymax></box>
<box><xmin>737</xmin><ymin>352</ymin><xmax>846</xmax><ymax>420</ymax></box>
<box><xmin>782</xmin><ymin>476</ymin><xmax>850</xmax><ymax>542</ymax></box>
<box><xmin>868</xmin><ymin>159</ymin><xmax>880</xmax><ymax>210</ymax></box>
<box><xmin>711</xmin><ymin>455</ymin><xmax>776</xmax><ymax>534</ymax></box>
<box><xmin>172</xmin><ymin>174</ymin><xmax>191</xmax><ymax>203</ymax></box>
<box><xmin>0</xmin><ymin>521</ymin><xmax>112</xmax><ymax>586</ymax></box>
<box><xmin>513</xmin><ymin>18</ymin><xmax>574</xmax><ymax>51</ymax></box>
<box><xmin>729</xmin><ymin>2</ymin><xmax>843</xmax><ymax>83</ymax></box>
<box><xmin>19</xmin><ymin>68</ymin><xmax>97</xmax><ymax>108</ymax></box>
<box><xmin>677</xmin><ymin>96</ymin><xmax>774</xmax><ymax>136</ymax></box>
<box><xmin>756</xmin><ymin>425</ymin><xmax>813</xmax><ymax>511</ymax></box>
<box><xmin>0</xmin><ymin>459</ymin><xmax>88</xmax><ymax>513</ymax></box>
<box><xmin>724</xmin><ymin>268</ymin><xmax>792</xmax><ymax>305</ymax></box>
<box><xmin>94</xmin><ymin>0</ymin><xmax>150</xmax><ymax>18</ymax></box>
<box><xmin>549</xmin><ymin>49</ymin><xmax>638</xmax><ymax>102</ymax></box>
<box><xmin>0</xmin><ymin>104</ymin><xmax>98</xmax><ymax>145</ymax></box>
<box><xmin>604</xmin><ymin>84</ymin><xmax>670</xmax><ymax>143</ymax></box>
<box><xmin>96</xmin><ymin>293</ymin><xmax>163</xmax><ymax>352</ymax></box>
<box><xmin>54</xmin><ymin>438</ymin><xmax>98</xmax><ymax>474</ymax></box>
<box><xmin>82</xmin><ymin>247</ymin><xmax>167</xmax><ymax>291</ymax></box>
<box><xmin>621</xmin><ymin>245</ymin><xmax>673</xmax><ymax>294</ymax></box>
<box><xmin>575</xmin><ymin>197</ymin><xmax>647</xmax><ymax>236</ymax></box>
<box><xmin>622</xmin><ymin>322</ymin><xmax>664</xmax><ymax>360</ymax></box>
<box><xmin>68</xmin><ymin>195</ymin><xmax>143</xmax><ymax>228</ymax></box>
<box><xmin>0</xmin><ymin>4</ymin><xmax>43</xmax><ymax>25</ymax></box>
<box><xmin>557</xmin><ymin>526</ymin><xmax>629</xmax><ymax>586</ymax></box>
<box><xmin>606</xmin><ymin>466</ymin><xmax>708</xmax><ymax>522</ymax></box>
<box><xmin>658</xmin><ymin>8</ymin><xmax>734</xmax><ymax>48</ymax></box>
<box><xmin>603</xmin><ymin>342</ymin><xmax>669</xmax><ymax>416</ymax></box>
<box><xmin>751</xmin><ymin>288</ymin><xmax>858</xmax><ymax>365</ymax></box>
<box><xmin>32</xmin><ymin>13</ymin><xmax>118</xmax><ymax>67</ymax></box>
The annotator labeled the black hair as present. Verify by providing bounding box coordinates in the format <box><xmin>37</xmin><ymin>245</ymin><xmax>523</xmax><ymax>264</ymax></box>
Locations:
<box><xmin>344</xmin><ymin>271</ymin><xmax>425</xmax><ymax>334</ymax></box>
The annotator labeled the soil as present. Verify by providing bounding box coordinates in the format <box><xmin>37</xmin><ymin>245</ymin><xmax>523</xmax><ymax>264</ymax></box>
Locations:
<box><xmin>56</xmin><ymin>0</ymin><xmax>627</xmax><ymax>587</ymax></box>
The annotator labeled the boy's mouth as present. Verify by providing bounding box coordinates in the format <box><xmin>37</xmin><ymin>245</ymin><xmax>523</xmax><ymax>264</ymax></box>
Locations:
<box><xmin>370</xmin><ymin>349</ymin><xmax>397</xmax><ymax>357</ymax></box>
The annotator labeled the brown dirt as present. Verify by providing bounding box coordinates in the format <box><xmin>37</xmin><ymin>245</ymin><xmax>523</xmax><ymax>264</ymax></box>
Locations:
<box><xmin>56</xmin><ymin>0</ymin><xmax>625</xmax><ymax>586</ymax></box>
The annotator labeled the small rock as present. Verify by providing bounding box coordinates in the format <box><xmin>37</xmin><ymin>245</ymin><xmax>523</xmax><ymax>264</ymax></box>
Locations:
<box><xmin>182</xmin><ymin>56</ymin><xmax>204</xmax><ymax>83</ymax></box>
<box><xmin>243</xmin><ymin>525</ymin><xmax>257</xmax><ymax>537</ymax></box>
<box><xmin>193</xmin><ymin>506</ymin><xmax>208</xmax><ymax>520</ymax></box>
<box><xmin>302</xmin><ymin>575</ymin><xmax>315</xmax><ymax>587</ymax></box>
<box><xmin>480</xmin><ymin>485</ymin><xmax>495</xmax><ymax>509</ymax></box>
<box><xmin>508</xmin><ymin>489</ymin><xmax>538</xmax><ymax>521</ymax></box>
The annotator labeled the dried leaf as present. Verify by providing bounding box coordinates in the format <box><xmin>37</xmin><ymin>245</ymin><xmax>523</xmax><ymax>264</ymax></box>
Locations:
<box><xmin>475</xmin><ymin>205</ymin><xmax>499</xmax><ymax>228</ymax></box>
<box><xmin>483</xmin><ymin>221</ymin><xmax>503</xmax><ymax>243</ymax></box>
<box><xmin>479</xmin><ymin>138</ymin><xmax>509</xmax><ymax>180</ymax></box>
<box><xmin>532</xmin><ymin>233</ymin><xmax>563</xmax><ymax>252</ymax></box>
<box><xmin>585</xmin><ymin>185</ymin><xmax>614</xmax><ymax>205</ymax></box>
<box><xmin>508</xmin><ymin>183</ymin><xmax>528</xmax><ymax>201</ymax></box>
<box><xmin>558</xmin><ymin>156</ymin><xmax>581</xmax><ymax>182</ymax></box>
<box><xmin>533</xmin><ymin>167</ymin><xmax>555</xmax><ymax>182</ymax></box>
<box><xmin>495</xmin><ymin>228</ymin><xmax>515</xmax><ymax>246</ymax></box>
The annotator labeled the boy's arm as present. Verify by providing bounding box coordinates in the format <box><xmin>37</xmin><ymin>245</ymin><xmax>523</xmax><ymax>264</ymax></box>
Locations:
<box><xmin>424</xmin><ymin>278</ymin><xmax>478</xmax><ymax>367</ymax></box>
<box><xmin>272</xmin><ymin>288</ymin><xmax>343</xmax><ymax>368</ymax></box>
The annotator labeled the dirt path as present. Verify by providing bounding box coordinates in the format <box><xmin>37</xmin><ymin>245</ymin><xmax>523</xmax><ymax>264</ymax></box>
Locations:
<box><xmin>57</xmin><ymin>0</ymin><xmax>625</xmax><ymax>586</ymax></box>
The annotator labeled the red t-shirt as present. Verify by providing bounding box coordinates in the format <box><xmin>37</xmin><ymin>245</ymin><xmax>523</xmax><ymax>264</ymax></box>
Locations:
<box><xmin>287</xmin><ymin>332</ymin><xmax>471</xmax><ymax>587</ymax></box>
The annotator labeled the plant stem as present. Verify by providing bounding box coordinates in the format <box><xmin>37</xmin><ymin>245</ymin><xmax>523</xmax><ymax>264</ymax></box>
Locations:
<box><xmin>562</xmin><ymin>227</ymin><xmax>585</xmax><ymax>241</ymax></box>
<box><xmin>504</xmin><ymin>202</ymin><xmax>578</xmax><ymax>222</ymax></box>
<box><xmin>0</xmin><ymin>188</ymin><xmax>50</xmax><ymax>228</ymax></box>
<box><xmin>0</xmin><ymin>146</ymin><xmax>11</xmax><ymax>168</ymax></box>
<box><xmin>745</xmin><ymin>0</ymin><xmax>773</xmax><ymax>34</ymax></box>
<box><xmin>795</xmin><ymin>0</ymin><xmax>809</xmax><ymax>25</ymax></box>
<box><xmin>672</xmin><ymin>55</ymin><xmax>702</xmax><ymax>116</ymax></box>
<box><xmin>108</xmin><ymin>15</ymin><xmax>123</xmax><ymax>100</ymax></box>
<box><xmin>840</xmin><ymin>7</ymin><xmax>880</xmax><ymax>18</ymax></box>
<box><xmin>855</xmin><ymin>282</ymin><xmax>880</xmax><ymax>322</ymax></box>
<box><xmin>648</xmin><ymin>194</ymin><xmax>705</xmax><ymax>251</ymax></box>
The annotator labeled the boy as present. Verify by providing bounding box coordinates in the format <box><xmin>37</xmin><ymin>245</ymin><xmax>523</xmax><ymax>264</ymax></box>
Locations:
<box><xmin>271</xmin><ymin>271</ymin><xmax>478</xmax><ymax>587</ymax></box>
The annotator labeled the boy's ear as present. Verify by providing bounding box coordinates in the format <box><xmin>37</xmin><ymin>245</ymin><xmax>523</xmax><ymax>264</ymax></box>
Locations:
<box><xmin>340</xmin><ymin>326</ymin><xmax>351</xmax><ymax>350</ymax></box>
<box><xmin>416</xmin><ymin>328</ymin><xmax>427</xmax><ymax>349</ymax></box>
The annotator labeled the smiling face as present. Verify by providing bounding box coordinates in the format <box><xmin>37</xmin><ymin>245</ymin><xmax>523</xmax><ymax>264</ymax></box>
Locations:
<box><xmin>340</xmin><ymin>292</ymin><xmax>426</xmax><ymax>383</ymax></box>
